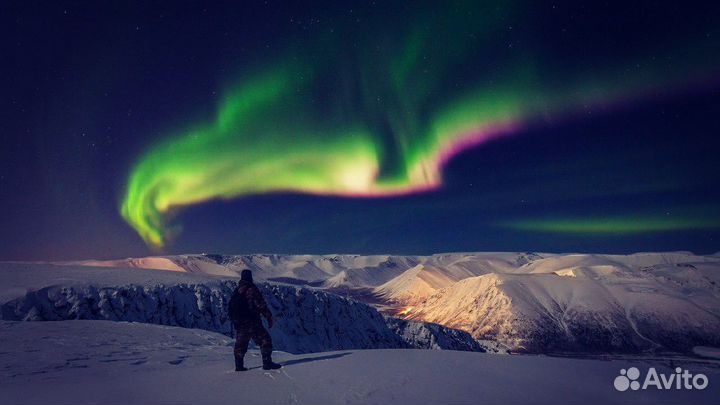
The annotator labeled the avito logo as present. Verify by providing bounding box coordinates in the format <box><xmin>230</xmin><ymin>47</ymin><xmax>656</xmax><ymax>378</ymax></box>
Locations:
<box><xmin>614</xmin><ymin>367</ymin><xmax>709</xmax><ymax>391</ymax></box>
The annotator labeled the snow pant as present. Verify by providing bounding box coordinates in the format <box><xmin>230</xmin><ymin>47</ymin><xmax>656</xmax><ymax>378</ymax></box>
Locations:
<box><xmin>234</xmin><ymin>320</ymin><xmax>273</xmax><ymax>358</ymax></box>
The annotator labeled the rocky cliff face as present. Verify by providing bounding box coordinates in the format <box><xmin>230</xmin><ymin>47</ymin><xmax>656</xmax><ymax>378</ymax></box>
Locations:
<box><xmin>385</xmin><ymin>317</ymin><xmax>485</xmax><ymax>352</ymax></box>
<box><xmin>1</xmin><ymin>280</ymin><xmax>481</xmax><ymax>354</ymax></box>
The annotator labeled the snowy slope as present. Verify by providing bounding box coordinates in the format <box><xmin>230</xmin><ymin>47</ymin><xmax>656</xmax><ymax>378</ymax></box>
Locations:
<box><xmin>373</xmin><ymin>264</ymin><xmax>455</xmax><ymax>305</ymax></box>
<box><xmin>0</xmin><ymin>262</ymin><xmax>230</xmax><ymax>303</ymax></box>
<box><xmin>63</xmin><ymin>255</ymin><xmax>235</xmax><ymax>276</ymax></box>
<box><xmin>56</xmin><ymin>252</ymin><xmax>529</xmax><ymax>286</ymax></box>
<box><xmin>406</xmin><ymin>266</ymin><xmax>720</xmax><ymax>353</ymax></box>
<box><xmin>517</xmin><ymin>252</ymin><xmax>714</xmax><ymax>274</ymax></box>
<box><xmin>372</xmin><ymin>253</ymin><xmax>720</xmax><ymax>354</ymax></box>
<box><xmin>372</xmin><ymin>253</ymin><xmax>523</xmax><ymax>305</ymax></box>
<box><xmin>63</xmin><ymin>253</ymin><xmax>427</xmax><ymax>286</ymax></box>
<box><xmin>1</xmin><ymin>320</ymin><xmax>718</xmax><ymax>405</ymax></box>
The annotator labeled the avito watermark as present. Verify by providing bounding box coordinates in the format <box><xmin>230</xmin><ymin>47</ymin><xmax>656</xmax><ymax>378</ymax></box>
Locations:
<box><xmin>614</xmin><ymin>367</ymin><xmax>709</xmax><ymax>391</ymax></box>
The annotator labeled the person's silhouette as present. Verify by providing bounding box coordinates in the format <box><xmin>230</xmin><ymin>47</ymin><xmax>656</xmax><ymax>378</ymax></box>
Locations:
<box><xmin>228</xmin><ymin>270</ymin><xmax>281</xmax><ymax>371</ymax></box>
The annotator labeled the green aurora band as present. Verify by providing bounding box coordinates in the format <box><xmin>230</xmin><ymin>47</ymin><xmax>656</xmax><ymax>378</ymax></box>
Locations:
<box><xmin>120</xmin><ymin>4</ymin><xmax>719</xmax><ymax>248</ymax></box>
<box><xmin>502</xmin><ymin>217</ymin><xmax>720</xmax><ymax>235</ymax></box>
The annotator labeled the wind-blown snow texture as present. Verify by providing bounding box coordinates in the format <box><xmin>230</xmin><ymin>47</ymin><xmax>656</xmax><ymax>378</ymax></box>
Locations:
<box><xmin>2</xmin><ymin>321</ymin><xmax>718</xmax><ymax>405</ymax></box>
<box><xmin>0</xmin><ymin>264</ymin><xmax>480</xmax><ymax>354</ymax></box>
<box><xmin>54</xmin><ymin>251</ymin><xmax>720</xmax><ymax>355</ymax></box>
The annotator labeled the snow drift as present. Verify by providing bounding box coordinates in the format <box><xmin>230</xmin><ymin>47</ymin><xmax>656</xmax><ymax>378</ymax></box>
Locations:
<box><xmin>2</xmin><ymin>320</ymin><xmax>718</xmax><ymax>405</ymax></box>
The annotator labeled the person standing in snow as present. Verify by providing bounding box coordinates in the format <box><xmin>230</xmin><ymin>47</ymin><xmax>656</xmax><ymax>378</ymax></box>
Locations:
<box><xmin>228</xmin><ymin>269</ymin><xmax>282</xmax><ymax>371</ymax></box>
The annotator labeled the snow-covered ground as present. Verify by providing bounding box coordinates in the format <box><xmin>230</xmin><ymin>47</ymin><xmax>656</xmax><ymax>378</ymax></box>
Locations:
<box><xmin>1</xmin><ymin>320</ymin><xmax>718</xmax><ymax>405</ymax></box>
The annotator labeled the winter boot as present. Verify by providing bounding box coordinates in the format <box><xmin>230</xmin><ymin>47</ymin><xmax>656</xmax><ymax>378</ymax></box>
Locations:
<box><xmin>262</xmin><ymin>352</ymin><xmax>281</xmax><ymax>370</ymax></box>
<box><xmin>234</xmin><ymin>355</ymin><xmax>248</xmax><ymax>372</ymax></box>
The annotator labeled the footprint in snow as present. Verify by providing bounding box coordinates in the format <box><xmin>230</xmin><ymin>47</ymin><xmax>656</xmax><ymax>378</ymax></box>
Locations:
<box><xmin>168</xmin><ymin>355</ymin><xmax>189</xmax><ymax>365</ymax></box>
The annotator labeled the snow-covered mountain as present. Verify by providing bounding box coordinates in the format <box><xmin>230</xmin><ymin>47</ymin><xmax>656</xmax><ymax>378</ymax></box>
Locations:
<box><xmin>406</xmin><ymin>254</ymin><xmax>720</xmax><ymax>353</ymax></box>
<box><xmin>42</xmin><ymin>251</ymin><xmax>720</xmax><ymax>355</ymax></box>
<box><xmin>0</xmin><ymin>263</ymin><xmax>481</xmax><ymax>354</ymax></box>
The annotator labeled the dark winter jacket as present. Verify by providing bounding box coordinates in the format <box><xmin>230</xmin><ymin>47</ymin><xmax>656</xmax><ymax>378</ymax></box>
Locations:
<box><xmin>229</xmin><ymin>280</ymin><xmax>272</xmax><ymax>324</ymax></box>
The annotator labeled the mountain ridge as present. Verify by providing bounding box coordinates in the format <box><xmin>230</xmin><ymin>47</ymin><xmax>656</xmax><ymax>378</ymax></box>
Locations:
<box><xmin>39</xmin><ymin>251</ymin><xmax>720</xmax><ymax>354</ymax></box>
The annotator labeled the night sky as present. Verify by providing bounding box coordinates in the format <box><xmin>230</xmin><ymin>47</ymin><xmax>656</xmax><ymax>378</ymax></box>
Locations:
<box><xmin>2</xmin><ymin>1</ymin><xmax>720</xmax><ymax>260</ymax></box>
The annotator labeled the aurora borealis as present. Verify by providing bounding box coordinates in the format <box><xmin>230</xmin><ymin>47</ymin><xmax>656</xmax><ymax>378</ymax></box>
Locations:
<box><xmin>119</xmin><ymin>2</ymin><xmax>720</xmax><ymax>248</ymax></box>
<box><xmin>119</xmin><ymin>65</ymin><xmax>685</xmax><ymax>247</ymax></box>
<box><xmin>2</xmin><ymin>1</ymin><xmax>720</xmax><ymax>259</ymax></box>
<box><xmin>503</xmin><ymin>216</ymin><xmax>720</xmax><ymax>235</ymax></box>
